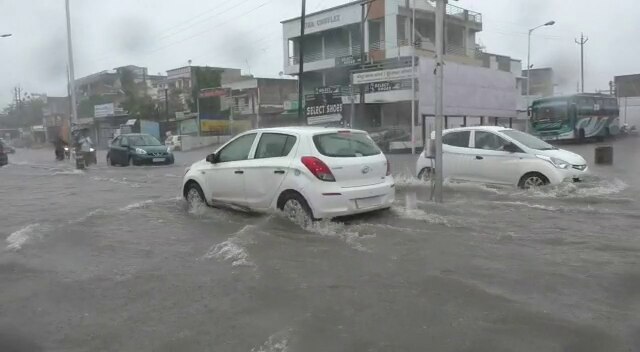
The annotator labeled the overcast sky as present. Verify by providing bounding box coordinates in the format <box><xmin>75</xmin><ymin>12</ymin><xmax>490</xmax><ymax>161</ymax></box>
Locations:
<box><xmin>1</xmin><ymin>0</ymin><xmax>637</xmax><ymax>107</ymax></box>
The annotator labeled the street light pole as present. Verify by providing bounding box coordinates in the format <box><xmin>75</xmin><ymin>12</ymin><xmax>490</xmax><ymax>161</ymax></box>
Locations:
<box><xmin>526</xmin><ymin>20</ymin><xmax>555</xmax><ymax>130</ymax></box>
<box><xmin>65</xmin><ymin>0</ymin><xmax>78</xmax><ymax>128</ymax></box>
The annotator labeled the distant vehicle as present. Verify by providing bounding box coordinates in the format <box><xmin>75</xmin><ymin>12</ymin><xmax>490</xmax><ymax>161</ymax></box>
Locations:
<box><xmin>0</xmin><ymin>138</ymin><xmax>15</xmax><ymax>154</ymax></box>
<box><xmin>416</xmin><ymin>126</ymin><xmax>588</xmax><ymax>188</ymax></box>
<box><xmin>530</xmin><ymin>93</ymin><xmax>620</xmax><ymax>142</ymax></box>
<box><xmin>182</xmin><ymin>127</ymin><xmax>395</xmax><ymax>222</ymax></box>
<box><xmin>165</xmin><ymin>135</ymin><xmax>184</xmax><ymax>151</ymax></box>
<box><xmin>107</xmin><ymin>133</ymin><xmax>174</xmax><ymax>166</ymax></box>
<box><xmin>0</xmin><ymin>139</ymin><xmax>8</xmax><ymax>166</ymax></box>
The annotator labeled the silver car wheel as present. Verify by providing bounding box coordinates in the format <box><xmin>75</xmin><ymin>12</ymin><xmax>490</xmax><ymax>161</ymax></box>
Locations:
<box><xmin>523</xmin><ymin>176</ymin><xmax>545</xmax><ymax>188</ymax></box>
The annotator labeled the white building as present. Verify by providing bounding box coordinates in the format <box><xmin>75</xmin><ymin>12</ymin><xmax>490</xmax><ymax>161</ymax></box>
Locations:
<box><xmin>282</xmin><ymin>0</ymin><xmax>523</xmax><ymax>139</ymax></box>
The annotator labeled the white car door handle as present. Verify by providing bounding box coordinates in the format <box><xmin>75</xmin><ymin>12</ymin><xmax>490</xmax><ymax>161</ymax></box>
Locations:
<box><xmin>234</xmin><ymin>170</ymin><xmax>244</xmax><ymax>174</ymax></box>
<box><xmin>274</xmin><ymin>170</ymin><xmax>285</xmax><ymax>174</ymax></box>
<box><xmin>475</xmin><ymin>156</ymin><xmax>484</xmax><ymax>160</ymax></box>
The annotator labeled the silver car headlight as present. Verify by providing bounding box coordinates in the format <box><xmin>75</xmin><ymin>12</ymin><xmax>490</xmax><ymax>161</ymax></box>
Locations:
<box><xmin>167</xmin><ymin>147</ymin><xmax>171</xmax><ymax>153</ymax></box>
<box><xmin>135</xmin><ymin>148</ymin><xmax>147</xmax><ymax>155</ymax></box>
<box><xmin>536</xmin><ymin>154</ymin><xmax>570</xmax><ymax>169</ymax></box>
<box><xmin>89</xmin><ymin>147</ymin><xmax>95</xmax><ymax>152</ymax></box>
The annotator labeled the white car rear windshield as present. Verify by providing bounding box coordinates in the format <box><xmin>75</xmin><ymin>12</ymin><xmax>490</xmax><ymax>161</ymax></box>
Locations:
<box><xmin>313</xmin><ymin>132</ymin><xmax>381</xmax><ymax>157</ymax></box>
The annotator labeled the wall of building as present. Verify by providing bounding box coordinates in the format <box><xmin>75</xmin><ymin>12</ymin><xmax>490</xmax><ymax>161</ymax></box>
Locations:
<box><xmin>419</xmin><ymin>56</ymin><xmax>517</xmax><ymax>118</ymax></box>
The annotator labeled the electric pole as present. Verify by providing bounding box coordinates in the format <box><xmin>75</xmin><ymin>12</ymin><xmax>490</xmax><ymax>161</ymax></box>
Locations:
<box><xmin>433</xmin><ymin>0</ymin><xmax>445</xmax><ymax>203</ymax></box>
<box><xmin>575</xmin><ymin>32</ymin><xmax>588</xmax><ymax>93</ymax></box>
<box><xmin>359</xmin><ymin>1</ymin><xmax>367</xmax><ymax>128</ymax></box>
<box><xmin>164</xmin><ymin>88</ymin><xmax>169</xmax><ymax>122</ymax></box>
<box><xmin>297</xmin><ymin>0</ymin><xmax>306</xmax><ymax>122</ymax></box>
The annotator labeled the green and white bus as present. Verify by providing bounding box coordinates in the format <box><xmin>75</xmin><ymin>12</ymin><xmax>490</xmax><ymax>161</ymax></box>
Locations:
<box><xmin>530</xmin><ymin>93</ymin><xmax>620</xmax><ymax>141</ymax></box>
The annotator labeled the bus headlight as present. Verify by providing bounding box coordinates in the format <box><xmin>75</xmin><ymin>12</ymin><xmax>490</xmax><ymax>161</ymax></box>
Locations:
<box><xmin>536</xmin><ymin>155</ymin><xmax>570</xmax><ymax>169</ymax></box>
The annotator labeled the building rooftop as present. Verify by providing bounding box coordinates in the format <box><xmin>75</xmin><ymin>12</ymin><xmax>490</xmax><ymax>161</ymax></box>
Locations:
<box><xmin>281</xmin><ymin>1</ymin><xmax>360</xmax><ymax>24</ymax></box>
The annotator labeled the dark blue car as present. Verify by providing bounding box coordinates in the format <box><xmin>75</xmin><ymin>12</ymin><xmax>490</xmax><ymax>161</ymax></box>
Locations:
<box><xmin>107</xmin><ymin>133</ymin><xmax>174</xmax><ymax>166</ymax></box>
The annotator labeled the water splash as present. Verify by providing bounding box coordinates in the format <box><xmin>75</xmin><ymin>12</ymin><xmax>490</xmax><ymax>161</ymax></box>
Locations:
<box><xmin>202</xmin><ymin>225</ymin><xmax>256</xmax><ymax>267</ymax></box>
<box><xmin>391</xmin><ymin>206</ymin><xmax>451</xmax><ymax>226</ymax></box>
<box><xmin>251</xmin><ymin>330</ymin><xmax>290</xmax><ymax>352</ymax></box>
<box><xmin>119</xmin><ymin>200</ymin><xmax>154</xmax><ymax>211</ymax></box>
<box><xmin>5</xmin><ymin>224</ymin><xmax>42</xmax><ymax>251</ymax></box>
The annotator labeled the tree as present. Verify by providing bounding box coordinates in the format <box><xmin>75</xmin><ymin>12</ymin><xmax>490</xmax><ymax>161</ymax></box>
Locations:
<box><xmin>118</xmin><ymin>67</ymin><xmax>160</xmax><ymax>120</ymax></box>
<box><xmin>0</xmin><ymin>96</ymin><xmax>45</xmax><ymax>128</ymax></box>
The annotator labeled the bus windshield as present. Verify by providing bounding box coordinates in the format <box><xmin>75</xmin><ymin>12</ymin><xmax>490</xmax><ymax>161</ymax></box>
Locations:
<box><xmin>532</xmin><ymin>100</ymin><xmax>568</xmax><ymax>121</ymax></box>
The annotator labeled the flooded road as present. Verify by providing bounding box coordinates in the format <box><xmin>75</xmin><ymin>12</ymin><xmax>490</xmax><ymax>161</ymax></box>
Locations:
<box><xmin>1</xmin><ymin>138</ymin><xmax>639</xmax><ymax>351</ymax></box>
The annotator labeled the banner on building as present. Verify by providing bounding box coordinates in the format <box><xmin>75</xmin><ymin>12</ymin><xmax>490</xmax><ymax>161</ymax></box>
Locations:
<box><xmin>199</xmin><ymin>88</ymin><xmax>229</xmax><ymax>99</ymax></box>
<box><xmin>94</xmin><ymin>103</ymin><xmax>115</xmax><ymax>118</ymax></box>
<box><xmin>305</xmin><ymin>93</ymin><xmax>344</xmax><ymax>125</ymax></box>
<box><xmin>179</xmin><ymin>118</ymin><xmax>198</xmax><ymax>135</ymax></box>
<box><xmin>352</xmin><ymin>67</ymin><xmax>415</xmax><ymax>85</ymax></box>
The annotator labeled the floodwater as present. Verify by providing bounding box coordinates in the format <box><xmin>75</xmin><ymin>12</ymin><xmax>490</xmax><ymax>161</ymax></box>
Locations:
<box><xmin>1</xmin><ymin>138</ymin><xmax>639</xmax><ymax>351</ymax></box>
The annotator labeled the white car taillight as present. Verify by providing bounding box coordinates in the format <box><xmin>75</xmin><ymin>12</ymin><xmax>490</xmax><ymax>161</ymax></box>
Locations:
<box><xmin>386</xmin><ymin>159</ymin><xmax>391</xmax><ymax>176</ymax></box>
<box><xmin>301</xmin><ymin>156</ymin><xmax>335</xmax><ymax>182</ymax></box>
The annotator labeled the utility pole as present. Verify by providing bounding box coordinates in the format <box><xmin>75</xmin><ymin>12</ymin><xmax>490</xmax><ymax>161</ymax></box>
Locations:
<box><xmin>433</xmin><ymin>0</ymin><xmax>445</xmax><ymax>203</ymax></box>
<box><xmin>575</xmin><ymin>32</ymin><xmax>588</xmax><ymax>93</ymax></box>
<box><xmin>297</xmin><ymin>0</ymin><xmax>306</xmax><ymax>122</ymax></box>
<box><xmin>164</xmin><ymin>88</ymin><xmax>169</xmax><ymax>122</ymax></box>
<box><xmin>410</xmin><ymin>0</ymin><xmax>416</xmax><ymax>155</ymax></box>
<box><xmin>359</xmin><ymin>2</ymin><xmax>367</xmax><ymax>128</ymax></box>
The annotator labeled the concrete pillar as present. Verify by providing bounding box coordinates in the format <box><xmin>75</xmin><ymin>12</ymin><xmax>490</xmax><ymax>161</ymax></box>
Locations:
<box><xmin>385</xmin><ymin>0</ymin><xmax>399</xmax><ymax>58</ymax></box>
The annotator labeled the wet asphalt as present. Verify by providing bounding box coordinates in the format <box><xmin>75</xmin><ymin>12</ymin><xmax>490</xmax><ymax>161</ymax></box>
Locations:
<box><xmin>1</xmin><ymin>138</ymin><xmax>639</xmax><ymax>352</ymax></box>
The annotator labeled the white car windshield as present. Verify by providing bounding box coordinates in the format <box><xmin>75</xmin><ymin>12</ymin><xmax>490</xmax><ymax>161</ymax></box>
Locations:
<box><xmin>502</xmin><ymin>130</ymin><xmax>557</xmax><ymax>150</ymax></box>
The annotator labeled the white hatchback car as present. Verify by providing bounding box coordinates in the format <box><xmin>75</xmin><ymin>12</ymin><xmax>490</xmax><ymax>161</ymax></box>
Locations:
<box><xmin>416</xmin><ymin>126</ymin><xmax>588</xmax><ymax>188</ymax></box>
<box><xmin>183</xmin><ymin>127</ymin><xmax>395</xmax><ymax>220</ymax></box>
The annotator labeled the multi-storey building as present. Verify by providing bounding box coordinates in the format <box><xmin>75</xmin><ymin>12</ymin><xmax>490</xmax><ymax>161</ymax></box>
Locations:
<box><xmin>282</xmin><ymin>0</ymin><xmax>523</xmax><ymax>143</ymax></box>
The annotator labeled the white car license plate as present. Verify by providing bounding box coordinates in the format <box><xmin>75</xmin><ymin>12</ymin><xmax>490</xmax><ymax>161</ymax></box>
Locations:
<box><xmin>152</xmin><ymin>158</ymin><xmax>165</xmax><ymax>162</ymax></box>
<box><xmin>355</xmin><ymin>196</ymin><xmax>382</xmax><ymax>209</ymax></box>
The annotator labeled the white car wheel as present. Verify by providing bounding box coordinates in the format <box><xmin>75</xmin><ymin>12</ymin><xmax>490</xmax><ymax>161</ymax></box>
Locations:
<box><xmin>280</xmin><ymin>193</ymin><xmax>313</xmax><ymax>227</ymax></box>
<box><xmin>519</xmin><ymin>173</ymin><xmax>549</xmax><ymax>189</ymax></box>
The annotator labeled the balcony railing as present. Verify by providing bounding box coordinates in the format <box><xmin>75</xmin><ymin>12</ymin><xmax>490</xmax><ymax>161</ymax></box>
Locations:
<box><xmin>288</xmin><ymin>45</ymin><xmax>362</xmax><ymax>65</ymax></box>
<box><xmin>419</xmin><ymin>1</ymin><xmax>482</xmax><ymax>24</ymax></box>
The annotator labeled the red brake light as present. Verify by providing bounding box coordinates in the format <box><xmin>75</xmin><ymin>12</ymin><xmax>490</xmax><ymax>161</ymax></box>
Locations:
<box><xmin>386</xmin><ymin>159</ymin><xmax>391</xmax><ymax>176</ymax></box>
<box><xmin>301</xmin><ymin>156</ymin><xmax>335</xmax><ymax>182</ymax></box>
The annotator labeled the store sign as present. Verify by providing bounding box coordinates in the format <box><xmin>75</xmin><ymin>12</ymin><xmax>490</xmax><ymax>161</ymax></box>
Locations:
<box><xmin>315</xmin><ymin>86</ymin><xmax>342</xmax><ymax>95</ymax></box>
<box><xmin>305</xmin><ymin>14</ymin><xmax>341</xmax><ymax>30</ymax></box>
<box><xmin>94</xmin><ymin>103</ymin><xmax>115</xmax><ymax>118</ymax></box>
<box><xmin>352</xmin><ymin>67</ymin><xmax>415</xmax><ymax>85</ymax></box>
<box><xmin>368</xmin><ymin>80</ymin><xmax>413</xmax><ymax>93</ymax></box>
<box><xmin>335</xmin><ymin>55</ymin><xmax>362</xmax><ymax>67</ymax></box>
<box><xmin>283</xmin><ymin>100</ymin><xmax>299</xmax><ymax>111</ymax></box>
<box><xmin>305</xmin><ymin>93</ymin><xmax>344</xmax><ymax>125</ymax></box>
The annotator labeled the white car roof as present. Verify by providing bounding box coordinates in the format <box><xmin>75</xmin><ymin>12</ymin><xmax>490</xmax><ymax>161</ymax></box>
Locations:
<box><xmin>443</xmin><ymin>125</ymin><xmax>511</xmax><ymax>134</ymax></box>
<box><xmin>243</xmin><ymin>126</ymin><xmax>367</xmax><ymax>136</ymax></box>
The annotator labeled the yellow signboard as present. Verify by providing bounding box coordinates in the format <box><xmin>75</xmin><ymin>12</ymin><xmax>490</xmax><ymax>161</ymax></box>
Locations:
<box><xmin>200</xmin><ymin>120</ymin><xmax>252</xmax><ymax>134</ymax></box>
